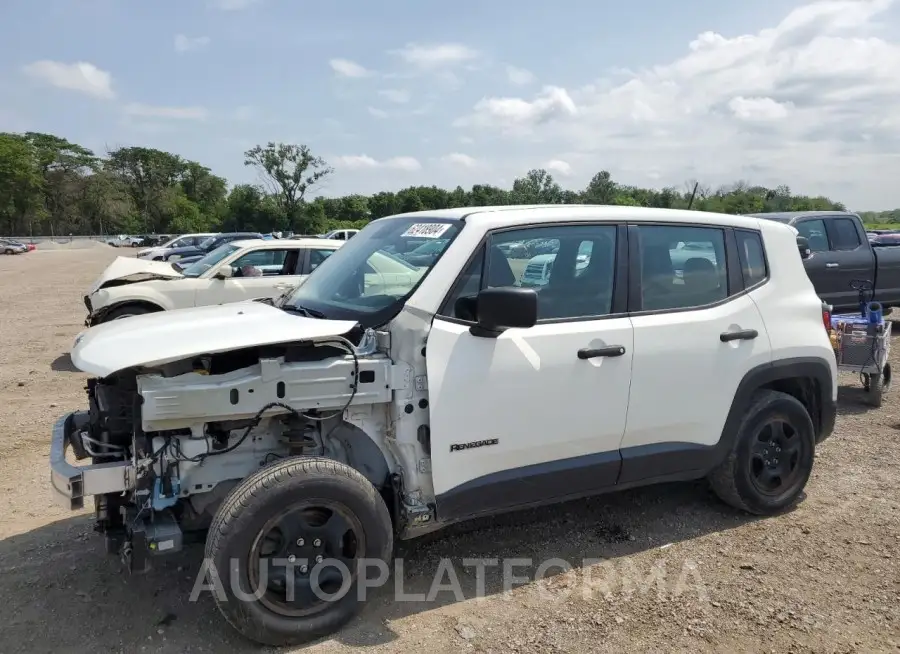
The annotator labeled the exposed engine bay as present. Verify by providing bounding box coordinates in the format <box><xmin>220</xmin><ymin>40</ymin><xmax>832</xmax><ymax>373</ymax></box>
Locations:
<box><xmin>61</xmin><ymin>333</ymin><xmax>404</xmax><ymax>572</ymax></box>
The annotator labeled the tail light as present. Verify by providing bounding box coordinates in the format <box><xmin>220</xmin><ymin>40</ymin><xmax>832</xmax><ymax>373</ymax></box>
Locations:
<box><xmin>821</xmin><ymin>303</ymin><xmax>832</xmax><ymax>332</ymax></box>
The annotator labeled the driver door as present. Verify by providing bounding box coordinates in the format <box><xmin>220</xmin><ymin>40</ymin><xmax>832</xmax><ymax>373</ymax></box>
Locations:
<box><xmin>426</xmin><ymin>223</ymin><xmax>633</xmax><ymax>521</ymax></box>
<box><xmin>201</xmin><ymin>248</ymin><xmax>301</xmax><ymax>306</ymax></box>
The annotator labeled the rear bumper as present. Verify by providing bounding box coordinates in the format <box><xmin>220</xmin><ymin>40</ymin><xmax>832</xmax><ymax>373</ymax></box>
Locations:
<box><xmin>49</xmin><ymin>412</ymin><xmax>135</xmax><ymax>510</ymax></box>
<box><xmin>818</xmin><ymin>399</ymin><xmax>837</xmax><ymax>444</ymax></box>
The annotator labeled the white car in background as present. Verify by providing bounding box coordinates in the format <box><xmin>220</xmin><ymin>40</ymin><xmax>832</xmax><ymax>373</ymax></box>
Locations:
<box><xmin>83</xmin><ymin>239</ymin><xmax>345</xmax><ymax>325</ymax></box>
<box><xmin>320</xmin><ymin>228</ymin><xmax>359</xmax><ymax>241</ymax></box>
<box><xmin>137</xmin><ymin>233</ymin><xmax>217</xmax><ymax>260</ymax></box>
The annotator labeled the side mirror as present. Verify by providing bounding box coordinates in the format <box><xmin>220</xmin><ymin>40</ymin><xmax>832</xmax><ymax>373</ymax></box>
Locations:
<box><xmin>797</xmin><ymin>236</ymin><xmax>811</xmax><ymax>260</ymax></box>
<box><xmin>470</xmin><ymin>287</ymin><xmax>538</xmax><ymax>338</ymax></box>
<box><xmin>214</xmin><ymin>266</ymin><xmax>233</xmax><ymax>280</ymax></box>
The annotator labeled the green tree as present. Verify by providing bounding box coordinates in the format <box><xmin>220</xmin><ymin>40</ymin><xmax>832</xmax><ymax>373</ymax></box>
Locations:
<box><xmin>243</xmin><ymin>142</ymin><xmax>332</xmax><ymax>232</ymax></box>
<box><xmin>105</xmin><ymin>147</ymin><xmax>187</xmax><ymax>232</ymax></box>
<box><xmin>512</xmin><ymin>169</ymin><xmax>562</xmax><ymax>204</ymax></box>
<box><xmin>0</xmin><ymin>133</ymin><xmax>43</xmax><ymax>235</ymax></box>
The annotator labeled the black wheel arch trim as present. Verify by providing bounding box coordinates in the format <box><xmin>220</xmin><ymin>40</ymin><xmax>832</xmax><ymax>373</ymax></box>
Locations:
<box><xmin>89</xmin><ymin>299</ymin><xmax>165</xmax><ymax>325</ymax></box>
<box><xmin>718</xmin><ymin>355</ymin><xmax>836</xmax><ymax>450</ymax></box>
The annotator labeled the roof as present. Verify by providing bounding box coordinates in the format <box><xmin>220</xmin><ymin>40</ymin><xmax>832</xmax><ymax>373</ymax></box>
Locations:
<box><xmin>228</xmin><ymin>238</ymin><xmax>344</xmax><ymax>249</ymax></box>
<box><xmin>746</xmin><ymin>210</ymin><xmax>859</xmax><ymax>224</ymax></box>
<box><xmin>383</xmin><ymin>204</ymin><xmax>767</xmax><ymax>230</ymax></box>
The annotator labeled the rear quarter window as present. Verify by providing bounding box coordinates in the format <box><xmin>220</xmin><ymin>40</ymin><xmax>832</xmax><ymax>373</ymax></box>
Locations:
<box><xmin>735</xmin><ymin>230</ymin><xmax>768</xmax><ymax>288</ymax></box>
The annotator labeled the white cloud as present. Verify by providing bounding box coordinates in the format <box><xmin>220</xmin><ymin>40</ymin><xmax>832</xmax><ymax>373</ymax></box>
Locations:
<box><xmin>545</xmin><ymin>159</ymin><xmax>572</xmax><ymax>176</ymax></box>
<box><xmin>367</xmin><ymin>107</ymin><xmax>388</xmax><ymax>119</ymax></box>
<box><xmin>392</xmin><ymin>43</ymin><xmax>479</xmax><ymax>69</ymax></box>
<box><xmin>379</xmin><ymin>89</ymin><xmax>411</xmax><ymax>103</ymax></box>
<box><xmin>22</xmin><ymin>60</ymin><xmax>115</xmax><ymax>99</ymax></box>
<box><xmin>453</xmin><ymin>0</ymin><xmax>900</xmax><ymax>208</ymax></box>
<box><xmin>174</xmin><ymin>34</ymin><xmax>211</xmax><ymax>53</ymax></box>
<box><xmin>207</xmin><ymin>0</ymin><xmax>261</xmax><ymax>10</ymax></box>
<box><xmin>456</xmin><ymin>86</ymin><xmax>577</xmax><ymax>131</ymax></box>
<box><xmin>124</xmin><ymin>103</ymin><xmax>208</xmax><ymax>120</ymax></box>
<box><xmin>329</xmin><ymin>58</ymin><xmax>371</xmax><ymax>78</ymax></box>
<box><xmin>506</xmin><ymin>65</ymin><xmax>536</xmax><ymax>85</ymax></box>
<box><xmin>728</xmin><ymin>96</ymin><xmax>792</xmax><ymax>121</ymax></box>
<box><xmin>442</xmin><ymin>153</ymin><xmax>480</xmax><ymax>168</ymax></box>
<box><xmin>334</xmin><ymin>155</ymin><xmax>421</xmax><ymax>171</ymax></box>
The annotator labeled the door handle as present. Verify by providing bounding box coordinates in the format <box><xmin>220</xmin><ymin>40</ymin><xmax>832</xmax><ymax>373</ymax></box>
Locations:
<box><xmin>825</xmin><ymin>263</ymin><xmax>840</xmax><ymax>268</ymax></box>
<box><xmin>720</xmin><ymin>329</ymin><xmax>758</xmax><ymax>342</ymax></box>
<box><xmin>577</xmin><ymin>345</ymin><xmax>626</xmax><ymax>359</ymax></box>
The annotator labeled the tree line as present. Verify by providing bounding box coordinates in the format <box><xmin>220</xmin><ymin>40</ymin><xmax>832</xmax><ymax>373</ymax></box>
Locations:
<box><xmin>0</xmin><ymin>130</ymin><xmax>884</xmax><ymax>238</ymax></box>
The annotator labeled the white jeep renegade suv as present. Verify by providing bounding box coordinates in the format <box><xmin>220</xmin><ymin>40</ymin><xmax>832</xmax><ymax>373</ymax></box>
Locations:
<box><xmin>51</xmin><ymin>205</ymin><xmax>837</xmax><ymax>646</ymax></box>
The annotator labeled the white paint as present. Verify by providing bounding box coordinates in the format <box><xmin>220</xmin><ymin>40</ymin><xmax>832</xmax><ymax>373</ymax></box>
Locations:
<box><xmin>426</xmin><ymin>317</ymin><xmax>634</xmax><ymax>496</ymax></box>
<box><xmin>70</xmin><ymin>301</ymin><xmax>358</xmax><ymax>376</ymax></box>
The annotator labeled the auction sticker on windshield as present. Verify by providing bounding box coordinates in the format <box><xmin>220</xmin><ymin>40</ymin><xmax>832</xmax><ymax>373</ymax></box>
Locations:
<box><xmin>401</xmin><ymin>223</ymin><xmax>452</xmax><ymax>239</ymax></box>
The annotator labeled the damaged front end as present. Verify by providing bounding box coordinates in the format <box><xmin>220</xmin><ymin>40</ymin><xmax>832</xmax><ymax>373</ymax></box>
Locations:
<box><xmin>50</xmin><ymin>323</ymin><xmax>402</xmax><ymax>573</ymax></box>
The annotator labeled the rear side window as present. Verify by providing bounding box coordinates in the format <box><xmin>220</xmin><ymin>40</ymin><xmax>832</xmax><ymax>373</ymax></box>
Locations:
<box><xmin>636</xmin><ymin>225</ymin><xmax>728</xmax><ymax>311</ymax></box>
<box><xmin>829</xmin><ymin>218</ymin><xmax>861</xmax><ymax>251</ymax></box>
<box><xmin>735</xmin><ymin>230</ymin><xmax>768</xmax><ymax>288</ymax></box>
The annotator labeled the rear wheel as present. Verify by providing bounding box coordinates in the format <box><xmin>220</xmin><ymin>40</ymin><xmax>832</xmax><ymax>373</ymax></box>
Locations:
<box><xmin>205</xmin><ymin>457</ymin><xmax>393</xmax><ymax>647</ymax></box>
<box><xmin>709</xmin><ymin>390</ymin><xmax>815</xmax><ymax>515</ymax></box>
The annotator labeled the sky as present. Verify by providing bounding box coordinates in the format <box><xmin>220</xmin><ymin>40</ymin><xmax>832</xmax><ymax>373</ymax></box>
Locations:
<box><xmin>2</xmin><ymin>0</ymin><xmax>900</xmax><ymax>210</ymax></box>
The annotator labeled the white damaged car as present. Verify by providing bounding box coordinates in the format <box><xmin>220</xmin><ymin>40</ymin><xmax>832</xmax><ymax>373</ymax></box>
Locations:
<box><xmin>83</xmin><ymin>238</ymin><xmax>344</xmax><ymax>325</ymax></box>
<box><xmin>52</xmin><ymin>206</ymin><xmax>836</xmax><ymax>646</ymax></box>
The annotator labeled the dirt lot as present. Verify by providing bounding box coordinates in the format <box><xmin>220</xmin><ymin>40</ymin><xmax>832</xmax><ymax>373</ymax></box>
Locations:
<box><xmin>0</xmin><ymin>247</ymin><xmax>898</xmax><ymax>654</ymax></box>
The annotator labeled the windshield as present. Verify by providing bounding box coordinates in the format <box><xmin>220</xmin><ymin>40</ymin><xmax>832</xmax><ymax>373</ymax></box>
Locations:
<box><xmin>181</xmin><ymin>243</ymin><xmax>240</xmax><ymax>277</ymax></box>
<box><xmin>408</xmin><ymin>239</ymin><xmax>448</xmax><ymax>255</ymax></box>
<box><xmin>284</xmin><ymin>217</ymin><xmax>462</xmax><ymax>323</ymax></box>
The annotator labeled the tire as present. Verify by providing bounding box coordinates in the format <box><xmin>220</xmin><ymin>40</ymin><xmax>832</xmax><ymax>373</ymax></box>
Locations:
<box><xmin>205</xmin><ymin>457</ymin><xmax>394</xmax><ymax>647</ymax></box>
<box><xmin>101</xmin><ymin>305</ymin><xmax>152</xmax><ymax>322</ymax></box>
<box><xmin>868</xmin><ymin>369</ymin><xmax>884</xmax><ymax>408</ymax></box>
<box><xmin>708</xmin><ymin>390</ymin><xmax>815</xmax><ymax>515</ymax></box>
<box><xmin>4</xmin><ymin>249</ymin><xmax>13</xmax><ymax>255</ymax></box>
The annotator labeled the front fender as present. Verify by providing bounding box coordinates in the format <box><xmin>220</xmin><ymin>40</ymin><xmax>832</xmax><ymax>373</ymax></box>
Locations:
<box><xmin>89</xmin><ymin>285</ymin><xmax>175</xmax><ymax>317</ymax></box>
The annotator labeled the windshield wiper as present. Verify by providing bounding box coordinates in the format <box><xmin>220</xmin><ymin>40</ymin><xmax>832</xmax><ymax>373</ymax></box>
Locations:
<box><xmin>170</xmin><ymin>262</ymin><xmax>183</xmax><ymax>272</ymax></box>
<box><xmin>282</xmin><ymin>304</ymin><xmax>326</xmax><ymax>319</ymax></box>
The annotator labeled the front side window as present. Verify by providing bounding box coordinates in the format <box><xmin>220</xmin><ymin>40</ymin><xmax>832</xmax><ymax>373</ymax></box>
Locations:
<box><xmin>441</xmin><ymin>224</ymin><xmax>617</xmax><ymax>321</ymax></box>
<box><xmin>795</xmin><ymin>219</ymin><xmax>829</xmax><ymax>252</ymax></box>
<box><xmin>181</xmin><ymin>243</ymin><xmax>241</xmax><ymax>277</ymax></box>
<box><xmin>284</xmin><ymin>217</ymin><xmax>461</xmax><ymax>322</ymax></box>
<box><xmin>638</xmin><ymin>225</ymin><xmax>727</xmax><ymax>311</ymax></box>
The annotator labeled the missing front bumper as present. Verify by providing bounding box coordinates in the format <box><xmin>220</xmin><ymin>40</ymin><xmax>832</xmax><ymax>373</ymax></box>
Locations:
<box><xmin>49</xmin><ymin>412</ymin><xmax>135</xmax><ymax>511</ymax></box>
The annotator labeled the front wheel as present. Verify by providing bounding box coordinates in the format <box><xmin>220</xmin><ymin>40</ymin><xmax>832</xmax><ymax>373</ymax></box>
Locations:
<box><xmin>708</xmin><ymin>390</ymin><xmax>815</xmax><ymax>515</ymax></box>
<box><xmin>205</xmin><ymin>457</ymin><xmax>394</xmax><ymax>647</ymax></box>
<box><xmin>101</xmin><ymin>305</ymin><xmax>152</xmax><ymax>322</ymax></box>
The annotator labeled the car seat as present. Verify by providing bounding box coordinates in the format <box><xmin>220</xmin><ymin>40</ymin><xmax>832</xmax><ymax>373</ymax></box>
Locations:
<box><xmin>641</xmin><ymin>244</ymin><xmax>676</xmax><ymax>310</ymax></box>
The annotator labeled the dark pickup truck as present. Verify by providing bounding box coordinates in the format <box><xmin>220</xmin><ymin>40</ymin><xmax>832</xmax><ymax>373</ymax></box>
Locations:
<box><xmin>749</xmin><ymin>211</ymin><xmax>900</xmax><ymax>312</ymax></box>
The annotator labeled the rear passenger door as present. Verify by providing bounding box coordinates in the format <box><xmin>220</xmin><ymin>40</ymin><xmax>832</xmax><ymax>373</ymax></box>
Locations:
<box><xmin>822</xmin><ymin>217</ymin><xmax>875</xmax><ymax>309</ymax></box>
<box><xmin>619</xmin><ymin>223</ymin><xmax>770</xmax><ymax>484</ymax></box>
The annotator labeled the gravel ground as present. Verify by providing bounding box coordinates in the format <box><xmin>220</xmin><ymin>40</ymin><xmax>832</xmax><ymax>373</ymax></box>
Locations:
<box><xmin>0</xmin><ymin>248</ymin><xmax>898</xmax><ymax>654</ymax></box>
